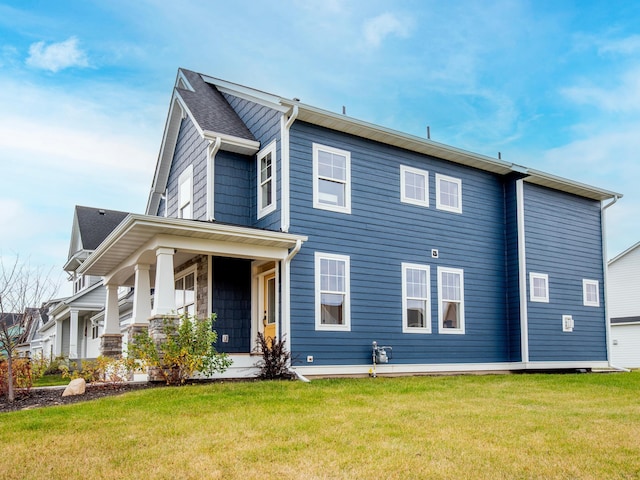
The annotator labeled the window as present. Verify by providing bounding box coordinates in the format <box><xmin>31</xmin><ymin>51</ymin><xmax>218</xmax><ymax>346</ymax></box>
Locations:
<box><xmin>91</xmin><ymin>323</ymin><xmax>100</xmax><ymax>340</ymax></box>
<box><xmin>438</xmin><ymin>267</ymin><xmax>465</xmax><ymax>334</ymax></box>
<box><xmin>402</xmin><ymin>263</ymin><xmax>431</xmax><ymax>333</ymax></box>
<box><xmin>257</xmin><ymin>141</ymin><xmax>276</xmax><ymax>218</ymax></box>
<box><xmin>73</xmin><ymin>275</ymin><xmax>86</xmax><ymax>294</ymax></box>
<box><xmin>313</xmin><ymin>143</ymin><xmax>351</xmax><ymax>214</ymax></box>
<box><xmin>529</xmin><ymin>272</ymin><xmax>549</xmax><ymax>303</ymax></box>
<box><xmin>401</xmin><ymin>166</ymin><xmax>429</xmax><ymax>207</ymax></box>
<box><xmin>315</xmin><ymin>252</ymin><xmax>350</xmax><ymax>330</ymax></box>
<box><xmin>436</xmin><ymin>173</ymin><xmax>462</xmax><ymax>213</ymax></box>
<box><xmin>178</xmin><ymin>165</ymin><xmax>193</xmax><ymax>219</ymax></box>
<box><xmin>175</xmin><ymin>268</ymin><xmax>196</xmax><ymax>316</ymax></box>
<box><xmin>583</xmin><ymin>279</ymin><xmax>600</xmax><ymax>307</ymax></box>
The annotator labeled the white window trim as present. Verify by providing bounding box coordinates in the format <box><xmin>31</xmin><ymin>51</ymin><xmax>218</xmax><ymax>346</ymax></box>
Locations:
<box><xmin>529</xmin><ymin>272</ymin><xmax>549</xmax><ymax>303</ymax></box>
<box><xmin>437</xmin><ymin>266</ymin><xmax>465</xmax><ymax>334</ymax></box>
<box><xmin>315</xmin><ymin>252</ymin><xmax>351</xmax><ymax>331</ymax></box>
<box><xmin>583</xmin><ymin>279</ymin><xmax>600</xmax><ymax>307</ymax></box>
<box><xmin>175</xmin><ymin>265</ymin><xmax>197</xmax><ymax>315</ymax></box>
<box><xmin>312</xmin><ymin>143</ymin><xmax>351</xmax><ymax>214</ymax></box>
<box><xmin>178</xmin><ymin>165</ymin><xmax>194</xmax><ymax>220</ymax></box>
<box><xmin>402</xmin><ymin>263</ymin><xmax>431</xmax><ymax>334</ymax></box>
<box><xmin>435</xmin><ymin>173</ymin><xmax>462</xmax><ymax>214</ymax></box>
<box><xmin>257</xmin><ymin>140</ymin><xmax>277</xmax><ymax>219</ymax></box>
<box><xmin>400</xmin><ymin>165</ymin><xmax>429</xmax><ymax>207</ymax></box>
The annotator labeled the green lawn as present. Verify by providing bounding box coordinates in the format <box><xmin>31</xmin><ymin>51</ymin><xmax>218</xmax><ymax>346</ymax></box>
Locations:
<box><xmin>2</xmin><ymin>372</ymin><xmax>640</xmax><ymax>479</ymax></box>
<box><xmin>32</xmin><ymin>374</ymin><xmax>67</xmax><ymax>387</ymax></box>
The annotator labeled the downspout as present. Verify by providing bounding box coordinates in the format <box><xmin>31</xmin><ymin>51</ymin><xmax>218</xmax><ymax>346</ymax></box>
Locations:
<box><xmin>282</xmin><ymin>239</ymin><xmax>303</xmax><ymax>378</ymax></box>
<box><xmin>207</xmin><ymin>137</ymin><xmax>222</xmax><ymax>221</ymax></box>
<box><xmin>280</xmin><ymin>105</ymin><xmax>299</xmax><ymax>233</ymax></box>
<box><xmin>516</xmin><ymin>179</ymin><xmax>529</xmax><ymax>366</ymax></box>
<box><xmin>601</xmin><ymin>195</ymin><xmax>625</xmax><ymax>371</ymax></box>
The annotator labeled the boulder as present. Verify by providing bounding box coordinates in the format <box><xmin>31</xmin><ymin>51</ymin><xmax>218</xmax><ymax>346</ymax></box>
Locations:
<box><xmin>62</xmin><ymin>378</ymin><xmax>86</xmax><ymax>397</ymax></box>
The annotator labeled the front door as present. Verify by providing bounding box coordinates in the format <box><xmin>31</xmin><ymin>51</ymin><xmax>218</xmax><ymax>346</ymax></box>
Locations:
<box><xmin>263</xmin><ymin>273</ymin><xmax>276</xmax><ymax>343</ymax></box>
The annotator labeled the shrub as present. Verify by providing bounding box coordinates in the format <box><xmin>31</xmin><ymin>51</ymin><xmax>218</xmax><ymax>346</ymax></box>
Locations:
<box><xmin>0</xmin><ymin>358</ymin><xmax>33</xmax><ymax>396</ymax></box>
<box><xmin>254</xmin><ymin>333</ymin><xmax>294</xmax><ymax>380</ymax></box>
<box><xmin>128</xmin><ymin>313</ymin><xmax>232</xmax><ymax>385</ymax></box>
<box><xmin>61</xmin><ymin>356</ymin><xmax>130</xmax><ymax>384</ymax></box>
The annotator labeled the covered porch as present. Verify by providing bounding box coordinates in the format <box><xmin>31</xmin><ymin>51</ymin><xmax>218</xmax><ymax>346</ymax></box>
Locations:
<box><xmin>77</xmin><ymin>214</ymin><xmax>306</xmax><ymax>378</ymax></box>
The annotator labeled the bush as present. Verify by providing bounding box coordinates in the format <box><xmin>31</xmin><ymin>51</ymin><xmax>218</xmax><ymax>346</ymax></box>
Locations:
<box><xmin>254</xmin><ymin>333</ymin><xmax>294</xmax><ymax>380</ymax></box>
<box><xmin>128</xmin><ymin>313</ymin><xmax>232</xmax><ymax>385</ymax></box>
<box><xmin>0</xmin><ymin>358</ymin><xmax>33</xmax><ymax>396</ymax></box>
<box><xmin>61</xmin><ymin>356</ymin><xmax>129</xmax><ymax>384</ymax></box>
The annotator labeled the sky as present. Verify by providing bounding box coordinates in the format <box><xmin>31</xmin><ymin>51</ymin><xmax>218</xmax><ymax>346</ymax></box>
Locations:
<box><xmin>1</xmin><ymin>0</ymin><xmax>639</xmax><ymax>296</ymax></box>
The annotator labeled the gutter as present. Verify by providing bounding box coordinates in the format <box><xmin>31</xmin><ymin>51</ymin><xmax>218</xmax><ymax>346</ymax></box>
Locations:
<box><xmin>281</xmin><ymin>104</ymin><xmax>299</xmax><ymax>233</ymax></box>
<box><xmin>601</xmin><ymin>194</ymin><xmax>621</xmax><ymax>370</ymax></box>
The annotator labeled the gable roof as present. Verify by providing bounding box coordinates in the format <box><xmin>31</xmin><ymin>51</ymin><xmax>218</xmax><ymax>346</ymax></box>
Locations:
<box><xmin>608</xmin><ymin>241</ymin><xmax>640</xmax><ymax>266</ymax></box>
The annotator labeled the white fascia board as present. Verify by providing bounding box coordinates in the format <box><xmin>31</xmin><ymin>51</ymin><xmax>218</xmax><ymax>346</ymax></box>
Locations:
<box><xmin>200</xmin><ymin>74</ymin><xmax>289</xmax><ymax>112</ymax></box>
<box><xmin>524</xmin><ymin>169</ymin><xmax>622</xmax><ymax>202</ymax></box>
<box><xmin>176</xmin><ymin>69</ymin><xmax>195</xmax><ymax>92</ymax></box>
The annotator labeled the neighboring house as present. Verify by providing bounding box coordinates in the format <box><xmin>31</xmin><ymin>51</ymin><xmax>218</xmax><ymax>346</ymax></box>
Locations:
<box><xmin>75</xmin><ymin>68</ymin><xmax>622</xmax><ymax>377</ymax></box>
<box><xmin>0</xmin><ymin>313</ymin><xmax>24</xmax><ymax>357</ymax></box>
<box><xmin>608</xmin><ymin>241</ymin><xmax>640</xmax><ymax>368</ymax></box>
<box><xmin>15</xmin><ymin>307</ymin><xmax>48</xmax><ymax>358</ymax></box>
<box><xmin>28</xmin><ymin>206</ymin><xmax>130</xmax><ymax>361</ymax></box>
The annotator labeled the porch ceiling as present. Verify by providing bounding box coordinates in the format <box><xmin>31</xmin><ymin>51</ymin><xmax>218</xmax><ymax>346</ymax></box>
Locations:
<box><xmin>77</xmin><ymin>214</ymin><xmax>307</xmax><ymax>281</ymax></box>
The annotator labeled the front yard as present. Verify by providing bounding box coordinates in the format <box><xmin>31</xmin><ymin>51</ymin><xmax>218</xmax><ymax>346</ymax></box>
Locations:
<box><xmin>1</xmin><ymin>372</ymin><xmax>639</xmax><ymax>479</ymax></box>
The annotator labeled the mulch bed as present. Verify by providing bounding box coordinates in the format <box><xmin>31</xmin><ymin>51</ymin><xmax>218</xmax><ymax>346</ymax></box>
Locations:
<box><xmin>0</xmin><ymin>383</ymin><xmax>158</xmax><ymax>413</ymax></box>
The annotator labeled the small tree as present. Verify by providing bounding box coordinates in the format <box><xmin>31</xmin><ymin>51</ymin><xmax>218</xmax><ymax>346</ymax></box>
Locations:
<box><xmin>0</xmin><ymin>255</ymin><xmax>58</xmax><ymax>402</ymax></box>
<box><xmin>128</xmin><ymin>313</ymin><xmax>231</xmax><ymax>385</ymax></box>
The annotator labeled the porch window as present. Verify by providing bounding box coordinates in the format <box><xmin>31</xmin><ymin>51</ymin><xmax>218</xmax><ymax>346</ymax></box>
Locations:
<box><xmin>315</xmin><ymin>252</ymin><xmax>350</xmax><ymax>331</ymax></box>
<box><xmin>178</xmin><ymin>165</ymin><xmax>193</xmax><ymax>220</ymax></box>
<box><xmin>402</xmin><ymin>263</ymin><xmax>431</xmax><ymax>333</ymax></box>
<box><xmin>257</xmin><ymin>141</ymin><xmax>276</xmax><ymax>218</ymax></box>
<box><xmin>438</xmin><ymin>266</ymin><xmax>465</xmax><ymax>334</ymax></box>
<box><xmin>313</xmin><ymin>143</ymin><xmax>351</xmax><ymax>214</ymax></box>
<box><xmin>436</xmin><ymin>173</ymin><xmax>462</xmax><ymax>214</ymax></box>
<box><xmin>175</xmin><ymin>268</ymin><xmax>196</xmax><ymax>316</ymax></box>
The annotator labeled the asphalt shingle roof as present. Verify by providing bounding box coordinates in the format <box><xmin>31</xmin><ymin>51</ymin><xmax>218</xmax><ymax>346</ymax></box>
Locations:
<box><xmin>75</xmin><ymin>206</ymin><xmax>130</xmax><ymax>251</ymax></box>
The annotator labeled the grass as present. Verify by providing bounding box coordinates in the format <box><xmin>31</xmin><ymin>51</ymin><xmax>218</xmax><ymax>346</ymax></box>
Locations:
<box><xmin>32</xmin><ymin>374</ymin><xmax>67</xmax><ymax>387</ymax></box>
<box><xmin>2</xmin><ymin>372</ymin><xmax>640</xmax><ymax>479</ymax></box>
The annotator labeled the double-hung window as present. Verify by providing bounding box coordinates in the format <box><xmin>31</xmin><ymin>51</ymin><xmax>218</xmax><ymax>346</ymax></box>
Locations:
<box><xmin>438</xmin><ymin>266</ymin><xmax>465</xmax><ymax>334</ymax></box>
<box><xmin>436</xmin><ymin>173</ymin><xmax>462</xmax><ymax>213</ymax></box>
<box><xmin>583</xmin><ymin>279</ymin><xmax>600</xmax><ymax>307</ymax></box>
<box><xmin>402</xmin><ymin>263</ymin><xmax>431</xmax><ymax>333</ymax></box>
<box><xmin>313</xmin><ymin>143</ymin><xmax>351</xmax><ymax>214</ymax></box>
<box><xmin>529</xmin><ymin>272</ymin><xmax>549</xmax><ymax>303</ymax></box>
<box><xmin>315</xmin><ymin>252</ymin><xmax>350</xmax><ymax>330</ymax></box>
<box><xmin>175</xmin><ymin>268</ymin><xmax>196</xmax><ymax>316</ymax></box>
<box><xmin>401</xmin><ymin>166</ymin><xmax>429</xmax><ymax>207</ymax></box>
<box><xmin>178</xmin><ymin>165</ymin><xmax>193</xmax><ymax>220</ymax></box>
<box><xmin>257</xmin><ymin>141</ymin><xmax>276</xmax><ymax>218</ymax></box>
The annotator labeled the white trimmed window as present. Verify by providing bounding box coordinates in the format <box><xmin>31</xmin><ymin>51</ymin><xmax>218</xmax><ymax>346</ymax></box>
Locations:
<box><xmin>529</xmin><ymin>272</ymin><xmax>549</xmax><ymax>303</ymax></box>
<box><xmin>91</xmin><ymin>323</ymin><xmax>100</xmax><ymax>340</ymax></box>
<box><xmin>583</xmin><ymin>279</ymin><xmax>600</xmax><ymax>307</ymax></box>
<box><xmin>436</xmin><ymin>173</ymin><xmax>462</xmax><ymax>214</ymax></box>
<box><xmin>315</xmin><ymin>252</ymin><xmax>350</xmax><ymax>331</ymax></box>
<box><xmin>313</xmin><ymin>143</ymin><xmax>351</xmax><ymax>214</ymax></box>
<box><xmin>402</xmin><ymin>263</ymin><xmax>431</xmax><ymax>333</ymax></box>
<box><xmin>175</xmin><ymin>267</ymin><xmax>196</xmax><ymax>316</ymax></box>
<box><xmin>401</xmin><ymin>166</ymin><xmax>429</xmax><ymax>207</ymax></box>
<box><xmin>257</xmin><ymin>141</ymin><xmax>276</xmax><ymax>218</ymax></box>
<box><xmin>178</xmin><ymin>165</ymin><xmax>193</xmax><ymax>220</ymax></box>
<box><xmin>438</xmin><ymin>266</ymin><xmax>465</xmax><ymax>334</ymax></box>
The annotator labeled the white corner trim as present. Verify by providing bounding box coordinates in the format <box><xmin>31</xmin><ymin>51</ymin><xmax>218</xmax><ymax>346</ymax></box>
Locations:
<box><xmin>207</xmin><ymin>138</ymin><xmax>221</xmax><ymax>221</ymax></box>
<box><xmin>516</xmin><ymin>179</ymin><xmax>529</xmax><ymax>363</ymax></box>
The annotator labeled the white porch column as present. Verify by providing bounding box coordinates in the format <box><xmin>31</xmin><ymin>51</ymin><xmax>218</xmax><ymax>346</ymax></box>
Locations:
<box><xmin>69</xmin><ymin>309</ymin><xmax>79</xmax><ymax>360</ymax></box>
<box><xmin>54</xmin><ymin>319</ymin><xmax>63</xmax><ymax>357</ymax></box>
<box><xmin>132</xmin><ymin>264</ymin><xmax>152</xmax><ymax>324</ymax></box>
<box><xmin>101</xmin><ymin>284</ymin><xmax>123</xmax><ymax>357</ymax></box>
<box><xmin>152</xmin><ymin>247</ymin><xmax>176</xmax><ymax>317</ymax></box>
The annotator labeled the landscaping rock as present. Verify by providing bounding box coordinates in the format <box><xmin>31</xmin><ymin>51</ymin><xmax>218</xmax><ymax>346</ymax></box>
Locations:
<box><xmin>62</xmin><ymin>378</ymin><xmax>86</xmax><ymax>397</ymax></box>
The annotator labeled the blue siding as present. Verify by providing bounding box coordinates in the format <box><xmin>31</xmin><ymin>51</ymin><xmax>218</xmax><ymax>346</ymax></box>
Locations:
<box><xmin>212</xmin><ymin>257</ymin><xmax>252</xmax><ymax>353</ymax></box>
<box><xmin>214</xmin><ymin>151</ymin><xmax>252</xmax><ymax>226</ymax></box>
<box><xmin>504</xmin><ymin>175</ymin><xmax>522</xmax><ymax>362</ymax></box>
<box><xmin>223</xmin><ymin>93</ymin><xmax>282</xmax><ymax>231</ymax></box>
<box><xmin>165</xmin><ymin>116</ymin><xmax>208</xmax><ymax>220</ymax></box>
<box><xmin>524</xmin><ymin>183</ymin><xmax>606</xmax><ymax>362</ymax></box>
<box><xmin>288</xmin><ymin>121</ymin><xmax>509</xmax><ymax>367</ymax></box>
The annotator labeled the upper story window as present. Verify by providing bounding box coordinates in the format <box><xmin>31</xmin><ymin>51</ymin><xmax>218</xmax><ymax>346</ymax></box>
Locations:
<box><xmin>438</xmin><ymin>266</ymin><xmax>465</xmax><ymax>334</ymax></box>
<box><xmin>401</xmin><ymin>166</ymin><xmax>429</xmax><ymax>207</ymax></box>
<box><xmin>583</xmin><ymin>279</ymin><xmax>600</xmax><ymax>307</ymax></box>
<box><xmin>529</xmin><ymin>272</ymin><xmax>549</xmax><ymax>303</ymax></box>
<box><xmin>315</xmin><ymin>252</ymin><xmax>350</xmax><ymax>331</ymax></box>
<box><xmin>257</xmin><ymin>141</ymin><xmax>277</xmax><ymax>218</ymax></box>
<box><xmin>402</xmin><ymin>263</ymin><xmax>431</xmax><ymax>333</ymax></box>
<box><xmin>313</xmin><ymin>143</ymin><xmax>351</xmax><ymax>214</ymax></box>
<box><xmin>175</xmin><ymin>268</ymin><xmax>196</xmax><ymax>316</ymax></box>
<box><xmin>178</xmin><ymin>165</ymin><xmax>193</xmax><ymax>220</ymax></box>
<box><xmin>73</xmin><ymin>274</ymin><xmax>86</xmax><ymax>294</ymax></box>
<box><xmin>436</xmin><ymin>173</ymin><xmax>462</xmax><ymax>214</ymax></box>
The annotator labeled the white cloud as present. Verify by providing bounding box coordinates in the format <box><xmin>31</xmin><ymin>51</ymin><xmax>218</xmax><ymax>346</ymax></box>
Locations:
<box><xmin>362</xmin><ymin>12</ymin><xmax>410</xmax><ymax>48</ymax></box>
<box><xmin>26</xmin><ymin>36</ymin><xmax>89</xmax><ymax>72</ymax></box>
<box><xmin>562</xmin><ymin>67</ymin><xmax>640</xmax><ymax>113</ymax></box>
<box><xmin>597</xmin><ymin>35</ymin><xmax>640</xmax><ymax>55</ymax></box>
